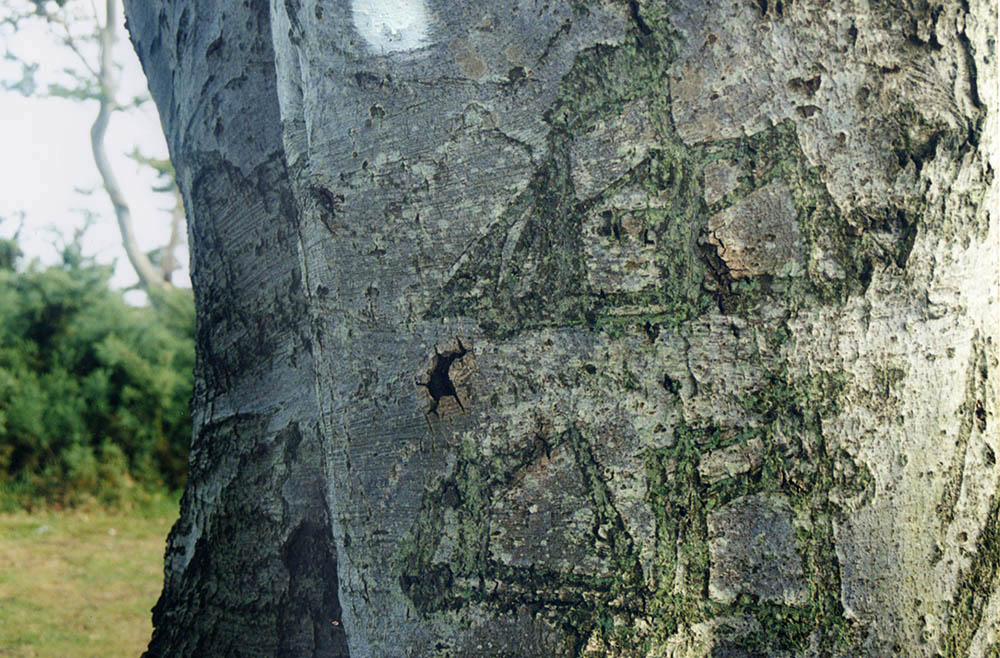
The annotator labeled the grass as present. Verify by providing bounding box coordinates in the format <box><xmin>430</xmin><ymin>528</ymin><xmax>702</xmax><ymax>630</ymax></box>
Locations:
<box><xmin>0</xmin><ymin>494</ymin><xmax>178</xmax><ymax>657</ymax></box>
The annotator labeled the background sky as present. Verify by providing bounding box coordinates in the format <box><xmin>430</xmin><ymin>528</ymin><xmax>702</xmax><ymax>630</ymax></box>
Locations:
<box><xmin>0</xmin><ymin>1</ymin><xmax>188</xmax><ymax>298</ymax></box>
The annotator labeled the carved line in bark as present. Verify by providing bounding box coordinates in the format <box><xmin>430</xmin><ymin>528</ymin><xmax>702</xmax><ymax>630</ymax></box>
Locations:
<box><xmin>432</xmin><ymin>60</ymin><xmax>919</xmax><ymax>338</ymax></box>
<box><xmin>943</xmin><ymin>477</ymin><xmax>1000</xmax><ymax>656</ymax></box>
<box><xmin>397</xmin><ymin>428</ymin><xmax>634</xmax><ymax>619</ymax></box>
<box><xmin>937</xmin><ymin>333</ymin><xmax>992</xmax><ymax>530</ymax></box>
<box><xmin>396</xmin><ymin>372</ymin><xmax>872</xmax><ymax>648</ymax></box>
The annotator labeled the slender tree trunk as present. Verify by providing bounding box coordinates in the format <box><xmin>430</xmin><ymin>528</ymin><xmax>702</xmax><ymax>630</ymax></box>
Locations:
<box><xmin>158</xmin><ymin>188</ymin><xmax>185</xmax><ymax>284</ymax></box>
<box><xmin>92</xmin><ymin>0</ymin><xmax>171</xmax><ymax>291</ymax></box>
<box><xmin>126</xmin><ymin>0</ymin><xmax>998</xmax><ymax>655</ymax></box>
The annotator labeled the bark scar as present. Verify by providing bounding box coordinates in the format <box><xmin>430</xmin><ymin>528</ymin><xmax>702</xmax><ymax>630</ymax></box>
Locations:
<box><xmin>418</xmin><ymin>338</ymin><xmax>471</xmax><ymax>416</ymax></box>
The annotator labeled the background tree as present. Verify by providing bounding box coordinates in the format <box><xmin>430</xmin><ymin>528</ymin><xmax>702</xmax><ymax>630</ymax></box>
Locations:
<box><xmin>126</xmin><ymin>0</ymin><xmax>997</xmax><ymax>656</ymax></box>
<box><xmin>2</xmin><ymin>0</ymin><xmax>185</xmax><ymax>291</ymax></box>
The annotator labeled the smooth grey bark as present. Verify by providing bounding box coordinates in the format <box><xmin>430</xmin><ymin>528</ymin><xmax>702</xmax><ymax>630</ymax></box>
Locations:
<box><xmin>127</xmin><ymin>0</ymin><xmax>998</xmax><ymax>656</ymax></box>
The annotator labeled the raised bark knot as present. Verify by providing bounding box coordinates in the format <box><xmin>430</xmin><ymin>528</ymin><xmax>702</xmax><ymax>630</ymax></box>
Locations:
<box><xmin>418</xmin><ymin>338</ymin><xmax>474</xmax><ymax>417</ymax></box>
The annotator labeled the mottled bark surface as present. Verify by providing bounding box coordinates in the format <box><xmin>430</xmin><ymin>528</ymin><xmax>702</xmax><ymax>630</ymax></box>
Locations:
<box><xmin>126</xmin><ymin>0</ymin><xmax>998</xmax><ymax>656</ymax></box>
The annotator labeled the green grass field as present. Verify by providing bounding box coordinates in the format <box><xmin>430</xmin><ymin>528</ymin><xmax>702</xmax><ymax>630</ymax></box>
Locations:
<box><xmin>0</xmin><ymin>497</ymin><xmax>177</xmax><ymax>657</ymax></box>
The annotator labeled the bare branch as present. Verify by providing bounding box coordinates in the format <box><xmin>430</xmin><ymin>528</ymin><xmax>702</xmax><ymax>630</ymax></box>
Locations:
<box><xmin>59</xmin><ymin>21</ymin><xmax>99</xmax><ymax>78</ymax></box>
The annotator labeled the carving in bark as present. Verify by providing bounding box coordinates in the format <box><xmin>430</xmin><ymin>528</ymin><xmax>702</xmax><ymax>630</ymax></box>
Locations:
<box><xmin>125</xmin><ymin>0</ymin><xmax>997</xmax><ymax>655</ymax></box>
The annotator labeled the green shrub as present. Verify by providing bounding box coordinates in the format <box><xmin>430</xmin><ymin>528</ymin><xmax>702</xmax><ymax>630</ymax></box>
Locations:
<box><xmin>0</xmin><ymin>238</ymin><xmax>193</xmax><ymax>505</ymax></box>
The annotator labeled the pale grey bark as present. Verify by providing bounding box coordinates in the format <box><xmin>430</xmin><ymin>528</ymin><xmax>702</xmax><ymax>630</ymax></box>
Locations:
<box><xmin>127</xmin><ymin>0</ymin><xmax>997</xmax><ymax>656</ymax></box>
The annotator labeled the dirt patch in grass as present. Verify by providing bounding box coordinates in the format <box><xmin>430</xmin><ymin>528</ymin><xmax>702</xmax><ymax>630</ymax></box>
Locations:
<box><xmin>0</xmin><ymin>498</ymin><xmax>177</xmax><ymax>657</ymax></box>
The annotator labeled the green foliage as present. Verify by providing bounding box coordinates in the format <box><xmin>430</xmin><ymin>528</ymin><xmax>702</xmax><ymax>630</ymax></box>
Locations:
<box><xmin>0</xmin><ymin>237</ymin><xmax>22</xmax><ymax>271</ymax></box>
<box><xmin>0</xmin><ymin>240</ymin><xmax>193</xmax><ymax>505</ymax></box>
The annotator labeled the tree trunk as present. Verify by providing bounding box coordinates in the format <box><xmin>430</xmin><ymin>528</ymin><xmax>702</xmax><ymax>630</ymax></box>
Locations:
<box><xmin>125</xmin><ymin>0</ymin><xmax>998</xmax><ymax>655</ymax></box>
<box><xmin>92</xmin><ymin>0</ymin><xmax>175</xmax><ymax>292</ymax></box>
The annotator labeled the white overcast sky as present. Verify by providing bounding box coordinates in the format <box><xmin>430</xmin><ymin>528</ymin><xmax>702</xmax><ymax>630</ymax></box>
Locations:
<box><xmin>0</xmin><ymin>1</ymin><xmax>188</xmax><ymax>292</ymax></box>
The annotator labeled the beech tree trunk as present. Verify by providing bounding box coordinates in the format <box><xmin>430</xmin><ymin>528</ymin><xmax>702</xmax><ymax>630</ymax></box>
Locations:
<box><xmin>125</xmin><ymin>0</ymin><xmax>998</xmax><ymax>655</ymax></box>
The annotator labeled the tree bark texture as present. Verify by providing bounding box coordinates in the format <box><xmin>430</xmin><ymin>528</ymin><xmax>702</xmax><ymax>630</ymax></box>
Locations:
<box><xmin>126</xmin><ymin>0</ymin><xmax>998</xmax><ymax>655</ymax></box>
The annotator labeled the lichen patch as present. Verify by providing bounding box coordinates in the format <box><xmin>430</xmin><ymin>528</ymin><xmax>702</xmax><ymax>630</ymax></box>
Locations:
<box><xmin>450</xmin><ymin>37</ymin><xmax>487</xmax><ymax>80</ymax></box>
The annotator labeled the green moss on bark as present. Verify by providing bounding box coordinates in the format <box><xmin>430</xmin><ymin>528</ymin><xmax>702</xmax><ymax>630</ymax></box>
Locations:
<box><xmin>431</xmin><ymin>15</ymin><xmax>917</xmax><ymax>341</ymax></box>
